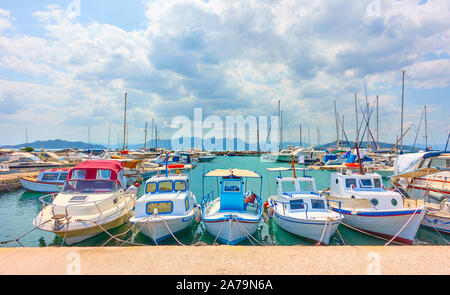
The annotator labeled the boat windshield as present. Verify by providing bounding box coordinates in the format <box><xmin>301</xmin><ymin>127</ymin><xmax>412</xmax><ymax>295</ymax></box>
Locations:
<box><xmin>61</xmin><ymin>180</ymin><xmax>120</xmax><ymax>193</ymax></box>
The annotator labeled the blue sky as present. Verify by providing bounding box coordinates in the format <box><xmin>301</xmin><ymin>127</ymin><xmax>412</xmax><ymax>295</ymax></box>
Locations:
<box><xmin>0</xmin><ymin>0</ymin><xmax>449</xmax><ymax>148</ymax></box>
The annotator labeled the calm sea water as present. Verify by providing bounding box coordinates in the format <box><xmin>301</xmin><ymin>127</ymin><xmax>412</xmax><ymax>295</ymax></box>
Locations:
<box><xmin>0</xmin><ymin>156</ymin><xmax>445</xmax><ymax>247</ymax></box>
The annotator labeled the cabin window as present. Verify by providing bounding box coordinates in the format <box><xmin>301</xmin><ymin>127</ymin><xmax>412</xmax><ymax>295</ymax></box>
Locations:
<box><xmin>429</xmin><ymin>158</ymin><xmax>450</xmax><ymax>168</ymax></box>
<box><xmin>290</xmin><ymin>199</ymin><xmax>305</xmax><ymax>210</ymax></box>
<box><xmin>146</xmin><ymin>201</ymin><xmax>173</xmax><ymax>215</ymax></box>
<box><xmin>311</xmin><ymin>199</ymin><xmax>325</xmax><ymax>209</ymax></box>
<box><xmin>145</xmin><ymin>182</ymin><xmax>157</xmax><ymax>193</ymax></box>
<box><xmin>281</xmin><ymin>181</ymin><xmax>296</xmax><ymax>193</ymax></box>
<box><xmin>185</xmin><ymin>197</ymin><xmax>189</xmax><ymax>211</ymax></box>
<box><xmin>58</xmin><ymin>173</ymin><xmax>68</xmax><ymax>181</ymax></box>
<box><xmin>360</xmin><ymin>179</ymin><xmax>373</xmax><ymax>188</ymax></box>
<box><xmin>391</xmin><ymin>199</ymin><xmax>398</xmax><ymax>206</ymax></box>
<box><xmin>42</xmin><ymin>173</ymin><xmax>58</xmax><ymax>181</ymax></box>
<box><xmin>174</xmin><ymin>180</ymin><xmax>187</xmax><ymax>191</ymax></box>
<box><xmin>371</xmin><ymin>198</ymin><xmax>379</xmax><ymax>206</ymax></box>
<box><xmin>158</xmin><ymin>181</ymin><xmax>173</xmax><ymax>192</ymax></box>
<box><xmin>96</xmin><ymin>169</ymin><xmax>111</xmax><ymax>180</ymax></box>
<box><xmin>72</xmin><ymin>169</ymin><xmax>86</xmax><ymax>179</ymax></box>
<box><xmin>345</xmin><ymin>178</ymin><xmax>357</xmax><ymax>188</ymax></box>
<box><xmin>374</xmin><ymin>178</ymin><xmax>381</xmax><ymax>188</ymax></box>
<box><xmin>223</xmin><ymin>181</ymin><xmax>240</xmax><ymax>192</ymax></box>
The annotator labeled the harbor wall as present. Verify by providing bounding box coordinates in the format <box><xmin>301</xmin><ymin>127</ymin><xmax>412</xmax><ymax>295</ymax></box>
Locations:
<box><xmin>0</xmin><ymin>246</ymin><xmax>448</xmax><ymax>275</ymax></box>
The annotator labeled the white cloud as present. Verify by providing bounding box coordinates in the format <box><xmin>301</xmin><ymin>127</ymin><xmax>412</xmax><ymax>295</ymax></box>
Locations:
<box><xmin>0</xmin><ymin>0</ymin><xmax>448</xmax><ymax>146</ymax></box>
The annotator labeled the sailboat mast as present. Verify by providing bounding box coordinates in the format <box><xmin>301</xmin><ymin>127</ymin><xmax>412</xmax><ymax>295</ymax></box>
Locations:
<box><xmin>364</xmin><ymin>83</ymin><xmax>370</xmax><ymax>149</ymax></box>
<box><xmin>123</xmin><ymin>92</ymin><xmax>127</xmax><ymax>151</ymax></box>
<box><xmin>144</xmin><ymin>121</ymin><xmax>148</xmax><ymax>149</ymax></box>
<box><xmin>257</xmin><ymin>118</ymin><xmax>260</xmax><ymax>153</ymax></box>
<box><xmin>334</xmin><ymin>100</ymin><xmax>339</xmax><ymax>148</ymax></box>
<box><xmin>278</xmin><ymin>100</ymin><xmax>281</xmax><ymax>151</ymax></box>
<box><xmin>107</xmin><ymin>124</ymin><xmax>111</xmax><ymax>149</ymax></box>
<box><xmin>355</xmin><ymin>94</ymin><xmax>359</xmax><ymax>142</ymax></box>
<box><xmin>376</xmin><ymin>95</ymin><xmax>379</xmax><ymax>146</ymax></box>
<box><xmin>300</xmin><ymin>124</ymin><xmax>302</xmax><ymax>147</ymax></box>
<box><xmin>400</xmin><ymin>70</ymin><xmax>405</xmax><ymax>152</ymax></box>
<box><xmin>424</xmin><ymin>105</ymin><xmax>428</xmax><ymax>149</ymax></box>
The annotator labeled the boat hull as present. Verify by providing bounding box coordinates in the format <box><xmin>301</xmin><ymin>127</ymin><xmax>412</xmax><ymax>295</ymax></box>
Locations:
<box><xmin>331</xmin><ymin>207</ymin><xmax>425</xmax><ymax>244</ymax></box>
<box><xmin>130</xmin><ymin>212</ymin><xmax>195</xmax><ymax>243</ymax></box>
<box><xmin>421</xmin><ymin>212</ymin><xmax>450</xmax><ymax>235</ymax></box>
<box><xmin>272</xmin><ymin>210</ymin><xmax>340</xmax><ymax>245</ymax></box>
<box><xmin>198</xmin><ymin>157</ymin><xmax>215</xmax><ymax>162</ymax></box>
<box><xmin>19</xmin><ymin>177</ymin><xmax>63</xmax><ymax>193</ymax></box>
<box><xmin>203</xmin><ymin>215</ymin><xmax>261</xmax><ymax>245</ymax></box>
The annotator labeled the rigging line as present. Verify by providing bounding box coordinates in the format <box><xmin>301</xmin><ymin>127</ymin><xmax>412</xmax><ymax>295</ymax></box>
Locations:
<box><xmin>412</xmin><ymin>108</ymin><xmax>424</xmax><ymax>151</ymax></box>
<box><xmin>356</xmin><ymin>98</ymin><xmax>377</xmax><ymax>148</ymax></box>
<box><xmin>263</xmin><ymin>105</ymin><xmax>280</xmax><ymax>152</ymax></box>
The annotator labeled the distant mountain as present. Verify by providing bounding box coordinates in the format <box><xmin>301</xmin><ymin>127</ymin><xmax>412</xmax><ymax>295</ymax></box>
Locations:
<box><xmin>1</xmin><ymin>139</ymin><xmax>106</xmax><ymax>150</ymax></box>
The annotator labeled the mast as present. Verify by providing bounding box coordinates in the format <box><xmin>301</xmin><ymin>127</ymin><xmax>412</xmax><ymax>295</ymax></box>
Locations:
<box><xmin>299</xmin><ymin>124</ymin><xmax>302</xmax><ymax>147</ymax></box>
<box><xmin>334</xmin><ymin>100</ymin><xmax>339</xmax><ymax>148</ymax></box>
<box><xmin>400</xmin><ymin>70</ymin><xmax>405</xmax><ymax>152</ymax></box>
<box><xmin>355</xmin><ymin>94</ymin><xmax>359</xmax><ymax>144</ymax></box>
<box><xmin>123</xmin><ymin>92</ymin><xmax>127</xmax><ymax>151</ymax></box>
<box><xmin>257</xmin><ymin>118</ymin><xmax>260</xmax><ymax>153</ymax></box>
<box><xmin>155</xmin><ymin>124</ymin><xmax>158</xmax><ymax>150</ymax></box>
<box><xmin>341</xmin><ymin>115</ymin><xmax>344</xmax><ymax>148</ymax></box>
<box><xmin>280</xmin><ymin>109</ymin><xmax>283</xmax><ymax>151</ymax></box>
<box><xmin>364</xmin><ymin>83</ymin><xmax>370</xmax><ymax>149</ymax></box>
<box><xmin>376</xmin><ymin>95</ymin><xmax>379</xmax><ymax>146</ymax></box>
<box><xmin>25</xmin><ymin>127</ymin><xmax>28</xmax><ymax>146</ymax></box>
<box><xmin>144</xmin><ymin>121</ymin><xmax>148</xmax><ymax>149</ymax></box>
<box><xmin>308</xmin><ymin>126</ymin><xmax>311</xmax><ymax>147</ymax></box>
<box><xmin>424</xmin><ymin>105</ymin><xmax>428</xmax><ymax>149</ymax></box>
<box><xmin>107</xmin><ymin>124</ymin><xmax>111</xmax><ymax>150</ymax></box>
<box><xmin>277</xmin><ymin>100</ymin><xmax>282</xmax><ymax>151</ymax></box>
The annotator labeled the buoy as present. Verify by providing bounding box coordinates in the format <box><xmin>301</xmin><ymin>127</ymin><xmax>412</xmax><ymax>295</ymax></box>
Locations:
<box><xmin>134</xmin><ymin>182</ymin><xmax>140</xmax><ymax>187</ymax></box>
<box><xmin>263</xmin><ymin>201</ymin><xmax>269</xmax><ymax>210</ymax></box>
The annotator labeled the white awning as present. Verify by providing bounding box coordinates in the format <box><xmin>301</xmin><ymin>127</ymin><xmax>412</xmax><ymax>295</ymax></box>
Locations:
<box><xmin>205</xmin><ymin>169</ymin><xmax>261</xmax><ymax>178</ymax></box>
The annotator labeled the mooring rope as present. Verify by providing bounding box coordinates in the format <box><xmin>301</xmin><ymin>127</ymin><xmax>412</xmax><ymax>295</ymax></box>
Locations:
<box><xmin>336</xmin><ymin>220</ymin><xmax>403</xmax><ymax>245</ymax></box>
<box><xmin>212</xmin><ymin>217</ymin><xmax>226</xmax><ymax>245</ymax></box>
<box><xmin>430</xmin><ymin>222</ymin><xmax>450</xmax><ymax>245</ymax></box>
<box><xmin>384</xmin><ymin>206</ymin><xmax>420</xmax><ymax>246</ymax></box>
<box><xmin>232</xmin><ymin>215</ymin><xmax>264</xmax><ymax>246</ymax></box>
<box><xmin>315</xmin><ymin>218</ymin><xmax>329</xmax><ymax>246</ymax></box>
<box><xmin>0</xmin><ymin>220</ymin><xmax>51</xmax><ymax>247</ymax></box>
<box><xmin>161</xmin><ymin>216</ymin><xmax>186</xmax><ymax>246</ymax></box>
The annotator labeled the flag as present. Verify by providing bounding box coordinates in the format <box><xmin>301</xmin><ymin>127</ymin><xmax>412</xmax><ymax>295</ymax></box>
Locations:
<box><xmin>298</xmin><ymin>155</ymin><xmax>305</xmax><ymax>164</ymax></box>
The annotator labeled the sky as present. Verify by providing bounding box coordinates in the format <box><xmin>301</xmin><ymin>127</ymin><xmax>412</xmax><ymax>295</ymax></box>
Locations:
<box><xmin>0</xmin><ymin>0</ymin><xmax>449</xmax><ymax>148</ymax></box>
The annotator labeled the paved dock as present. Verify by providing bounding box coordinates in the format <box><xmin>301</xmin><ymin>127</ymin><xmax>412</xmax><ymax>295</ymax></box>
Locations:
<box><xmin>0</xmin><ymin>246</ymin><xmax>448</xmax><ymax>275</ymax></box>
<box><xmin>0</xmin><ymin>171</ymin><xmax>39</xmax><ymax>192</ymax></box>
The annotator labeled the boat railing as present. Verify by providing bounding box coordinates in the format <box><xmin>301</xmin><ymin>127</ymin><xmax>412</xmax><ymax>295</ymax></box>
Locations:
<box><xmin>271</xmin><ymin>198</ymin><xmax>309</xmax><ymax>219</ymax></box>
<box><xmin>200</xmin><ymin>190</ymin><xmax>215</xmax><ymax>214</ymax></box>
<box><xmin>38</xmin><ymin>191</ymin><xmax>135</xmax><ymax>220</ymax></box>
<box><xmin>327</xmin><ymin>199</ymin><xmax>342</xmax><ymax>217</ymax></box>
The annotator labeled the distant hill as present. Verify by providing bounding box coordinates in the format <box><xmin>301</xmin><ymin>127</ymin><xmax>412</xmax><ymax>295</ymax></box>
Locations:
<box><xmin>2</xmin><ymin>139</ymin><xmax>106</xmax><ymax>150</ymax></box>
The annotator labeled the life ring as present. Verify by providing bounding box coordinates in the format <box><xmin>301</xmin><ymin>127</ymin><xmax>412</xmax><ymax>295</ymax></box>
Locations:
<box><xmin>244</xmin><ymin>192</ymin><xmax>256</xmax><ymax>204</ymax></box>
<box><xmin>168</xmin><ymin>164</ymin><xmax>184</xmax><ymax>169</ymax></box>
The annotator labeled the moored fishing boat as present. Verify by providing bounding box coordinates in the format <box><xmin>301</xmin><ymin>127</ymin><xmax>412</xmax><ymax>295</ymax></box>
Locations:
<box><xmin>391</xmin><ymin>151</ymin><xmax>450</xmax><ymax>235</ymax></box>
<box><xmin>323</xmin><ymin>170</ymin><xmax>425</xmax><ymax>245</ymax></box>
<box><xmin>201</xmin><ymin>168</ymin><xmax>263</xmax><ymax>245</ymax></box>
<box><xmin>33</xmin><ymin>160</ymin><xmax>138</xmax><ymax>245</ymax></box>
<box><xmin>266</xmin><ymin>167</ymin><xmax>343</xmax><ymax>244</ymax></box>
<box><xmin>19</xmin><ymin>168</ymin><xmax>70</xmax><ymax>193</ymax></box>
<box><xmin>197</xmin><ymin>152</ymin><xmax>216</xmax><ymax>162</ymax></box>
<box><xmin>129</xmin><ymin>164</ymin><xmax>200</xmax><ymax>243</ymax></box>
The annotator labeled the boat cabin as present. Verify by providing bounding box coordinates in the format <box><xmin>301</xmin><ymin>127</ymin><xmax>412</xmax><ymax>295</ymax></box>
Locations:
<box><xmin>329</xmin><ymin>171</ymin><xmax>404</xmax><ymax>209</ymax></box>
<box><xmin>220</xmin><ymin>176</ymin><xmax>245</xmax><ymax>212</ymax></box>
<box><xmin>275</xmin><ymin>176</ymin><xmax>328</xmax><ymax>214</ymax></box>
<box><xmin>61</xmin><ymin>160</ymin><xmax>127</xmax><ymax>193</ymax></box>
<box><xmin>135</xmin><ymin>174</ymin><xmax>193</xmax><ymax>217</ymax></box>
<box><xmin>37</xmin><ymin>169</ymin><xmax>69</xmax><ymax>183</ymax></box>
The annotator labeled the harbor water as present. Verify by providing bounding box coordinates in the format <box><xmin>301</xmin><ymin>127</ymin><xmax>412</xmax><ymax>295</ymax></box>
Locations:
<box><xmin>0</xmin><ymin>156</ymin><xmax>446</xmax><ymax>247</ymax></box>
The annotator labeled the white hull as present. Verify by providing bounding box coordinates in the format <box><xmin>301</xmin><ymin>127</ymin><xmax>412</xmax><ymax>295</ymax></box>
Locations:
<box><xmin>273</xmin><ymin>211</ymin><xmax>340</xmax><ymax>244</ymax></box>
<box><xmin>203</xmin><ymin>215</ymin><xmax>261</xmax><ymax>245</ymax></box>
<box><xmin>333</xmin><ymin>207</ymin><xmax>426</xmax><ymax>244</ymax></box>
<box><xmin>19</xmin><ymin>178</ymin><xmax>62</xmax><ymax>193</ymax></box>
<box><xmin>421</xmin><ymin>212</ymin><xmax>450</xmax><ymax>234</ymax></box>
<box><xmin>130</xmin><ymin>212</ymin><xmax>195</xmax><ymax>243</ymax></box>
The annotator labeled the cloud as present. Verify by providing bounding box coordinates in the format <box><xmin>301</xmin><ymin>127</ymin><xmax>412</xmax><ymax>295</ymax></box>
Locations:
<box><xmin>0</xmin><ymin>0</ymin><xmax>448</xmax><ymax>146</ymax></box>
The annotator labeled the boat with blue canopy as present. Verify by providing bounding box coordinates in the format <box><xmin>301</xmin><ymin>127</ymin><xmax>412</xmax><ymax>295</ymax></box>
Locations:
<box><xmin>200</xmin><ymin>168</ymin><xmax>263</xmax><ymax>245</ymax></box>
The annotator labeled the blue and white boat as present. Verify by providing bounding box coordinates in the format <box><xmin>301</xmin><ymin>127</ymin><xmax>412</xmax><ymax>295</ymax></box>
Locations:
<box><xmin>200</xmin><ymin>169</ymin><xmax>263</xmax><ymax>245</ymax></box>
<box><xmin>267</xmin><ymin>167</ymin><xmax>343</xmax><ymax>245</ymax></box>
<box><xmin>325</xmin><ymin>170</ymin><xmax>426</xmax><ymax>244</ymax></box>
<box><xmin>130</xmin><ymin>164</ymin><xmax>200</xmax><ymax>243</ymax></box>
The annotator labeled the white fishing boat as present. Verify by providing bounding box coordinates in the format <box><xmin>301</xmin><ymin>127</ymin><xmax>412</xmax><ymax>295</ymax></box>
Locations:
<box><xmin>197</xmin><ymin>152</ymin><xmax>216</xmax><ymax>162</ymax></box>
<box><xmin>391</xmin><ymin>151</ymin><xmax>450</xmax><ymax>235</ymax></box>
<box><xmin>19</xmin><ymin>168</ymin><xmax>70</xmax><ymax>193</ymax></box>
<box><xmin>266</xmin><ymin>167</ymin><xmax>343</xmax><ymax>244</ymax></box>
<box><xmin>324</xmin><ymin>170</ymin><xmax>425</xmax><ymax>245</ymax></box>
<box><xmin>201</xmin><ymin>169</ymin><xmax>263</xmax><ymax>245</ymax></box>
<box><xmin>129</xmin><ymin>165</ymin><xmax>199</xmax><ymax>243</ymax></box>
<box><xmin>33</xmin><ymin>160</ymin><xmax>138</xmax><ymax>245</ymax></box>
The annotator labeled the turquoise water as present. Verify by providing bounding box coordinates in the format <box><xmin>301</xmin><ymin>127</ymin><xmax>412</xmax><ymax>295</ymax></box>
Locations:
<box><xmin>0</xmin><ymin>156</ymin><xmax>446</xmax><ymax>247</ymax></box>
